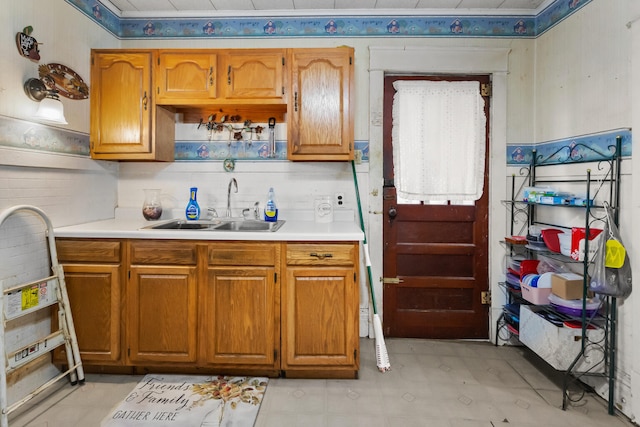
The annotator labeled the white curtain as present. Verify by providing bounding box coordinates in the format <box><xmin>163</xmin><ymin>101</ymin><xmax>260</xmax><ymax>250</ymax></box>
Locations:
<box><xmin>392</xmin><ymin>80</ymin><xmax>487</xmax><ymax>202</ymax></box>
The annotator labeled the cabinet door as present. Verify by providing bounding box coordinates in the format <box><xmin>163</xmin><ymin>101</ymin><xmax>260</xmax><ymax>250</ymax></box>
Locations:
<box><xmin>90</xmin><ymin>51</ymin><xmax>152</xmax><ymax>156</ymax></box>
<box><xmin>127</xmin><ymin>266</ymin><xmax>198</xmax><ymax>364</ymax></box>
<box><xmin>288</xmin><ymin>48</ymin><xmax>354</xmax><ymax>160</ymax></box>
<box><xmin>202</xmin><ymin>267</ymin><xmax>277</xmax><ymax>367</ymax></box>
<box><xmin>54</xmin><ymin>264</ymin><xmax>122</xmax><ymax>364</ymax></box>
<box><xmin>90</xmin><ymin>50</ymin><xmax>175</xmax><ymax>161</ymax></box>
<box><xmin>156</xmin><ymin>51</ymin><xmax>217</xmax><ymax>102</ymax></box>
<box><xmin>282</xmin><ymin>266</ymin><xmax>359</xmax><ymax>371</ymax></box>
<box><xmin>54</xmin><ymin>239</ymin><xmax>123</xmax><ymax>365</ymax></box>
<box><xmin>221</xmin><ymin>50</ymin><xmax>286</xmax><ymax>102</ymax></box>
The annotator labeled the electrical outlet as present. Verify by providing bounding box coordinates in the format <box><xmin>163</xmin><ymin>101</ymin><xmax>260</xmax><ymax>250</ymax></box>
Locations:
<box><xmin>335</xmin><ymin>192</ymin><xmax>345</xmax><ymax>208</ymax></box>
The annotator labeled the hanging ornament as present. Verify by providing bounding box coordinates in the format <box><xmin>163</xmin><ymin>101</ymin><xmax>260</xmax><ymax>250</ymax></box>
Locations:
<box><xmin>16</xmin><ymin>26</ymin><xmax>40</xmax><ymax>62</ymax></box>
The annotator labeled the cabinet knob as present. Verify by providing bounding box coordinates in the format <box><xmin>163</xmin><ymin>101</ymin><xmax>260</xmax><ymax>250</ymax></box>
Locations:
<box><xmin>388</xmin><ymin>206</ymin><xmax>397</xmax><ymax>218</ymax></box>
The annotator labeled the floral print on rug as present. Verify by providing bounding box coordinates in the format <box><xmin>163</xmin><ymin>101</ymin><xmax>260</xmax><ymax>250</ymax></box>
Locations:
<box><xmin>101</xmin><ymin>374</ymin><xmax>268</xmax><ymax>427</ymax></box>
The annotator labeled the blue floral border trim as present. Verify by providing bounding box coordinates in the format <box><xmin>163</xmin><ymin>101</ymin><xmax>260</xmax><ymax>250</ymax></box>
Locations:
<box><xmin>175</xmin><ymin>140</ymin><xmax>369</xmax><ymax>161</ymax></box>
<box><xmin>507</xmin><ymin>129</ymin><xmax>632</xmax><ymax>166</ymax></box>
<box><xmin>65</xmin><ymin>0</ymin><xmax>590</xmax><ymax>39</ymax></box>
<box><xmin>0</xmin><ymin>115</ymin><xmax>89</xmax><ymax>156</ymax></box>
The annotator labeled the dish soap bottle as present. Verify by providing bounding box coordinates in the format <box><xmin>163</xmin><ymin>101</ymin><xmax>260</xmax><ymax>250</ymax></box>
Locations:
<box><xmin>185</xmin><ymin>187</ymin><xmax>200</xmax><ymax>220</ymax></box>
<box><xmin>264</xmin><ymin>187</ymin><xmax>278</xmax><ymax>222</ymax></box>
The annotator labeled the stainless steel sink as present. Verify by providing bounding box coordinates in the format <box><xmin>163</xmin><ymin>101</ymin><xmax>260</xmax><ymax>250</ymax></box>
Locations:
<box><xmin>141</xmin><ymin>219</ymin><xmax>285</xmax><ymax>232</ymax></box>
<box><xmin>147</xmin><ymin>220</ymin><xmax>220</xmax><ymax>230</ymax></box>
<box><xmin>213</xmin><ymin>220</ymin><xmax>285</xmax><ymax>232</ymax></box>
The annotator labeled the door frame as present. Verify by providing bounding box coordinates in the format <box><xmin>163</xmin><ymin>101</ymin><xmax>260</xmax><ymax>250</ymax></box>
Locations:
<box><xmin>367</xmin><ymin>46</ymin><xmax>510</xmax><ymax>342</ymax></box>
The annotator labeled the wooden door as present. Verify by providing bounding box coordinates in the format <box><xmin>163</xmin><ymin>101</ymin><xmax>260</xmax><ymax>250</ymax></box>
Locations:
<box><xmin>127</xmin><ymin>266</ymin><xmax>198</xmax><ymax>363</ymax></box>
<box><xmin>90</xmin><ymin>51</ymin><xmax>153</xmax><ymax>155</ymax></box>
<box><xmin>221</xmin><ymin>50</ymin><xmax>285</xmax><ymax>101</ymax></box>
<box><xmin>202</xmin><ymin>267</ymin><xmax>277</xmax><ymax>367</ymax></box>
<box><xmin>288</xmin><ymin>48</ymin><xmax>354</xmax><ymax>160</ymax></box>
<box><xmin>382</xmin><ymin>75</ymin><xmax>490</xmax><ymax>339</ymax></box>
<box><xmin>156</xmin><ymin>51</ymin><xmax>217</xmax><ymax>102</ymax></box>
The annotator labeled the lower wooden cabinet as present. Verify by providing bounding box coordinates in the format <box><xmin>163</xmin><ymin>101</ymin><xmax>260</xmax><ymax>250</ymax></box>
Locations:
<box><xmin>127</xmin><ymin>240</ymin><xmax>199</xmax><ymax>365</ymax></box>
<box><xmin>54</xmin><ymin>239</ymin><xmax>123</xmax><ymax>366</ymax></box>
<box><xmin>201</xmin><ymin>243</ymin><xmax>279</xmax><ymax>371</ymax></box>
<box><xmin>282</xmin><ymin>243</ymin><xmax>360</xmax><ymax>378</ymax></box>
<box><xmin>127</xmin><ymin>265</ymin><xmax>198</xmax><ymax>364</ymax></box>
<box><xmin>54</xmin><ymin>238</ymin><xmax>358</xmax><ymax>377</ymax></box>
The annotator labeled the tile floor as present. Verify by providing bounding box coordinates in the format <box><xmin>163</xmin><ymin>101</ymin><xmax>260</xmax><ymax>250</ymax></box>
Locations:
<box><xmin>8</xmin><ymin>338</ymin><xmax>637</xmax><ymax>427</ymax></box>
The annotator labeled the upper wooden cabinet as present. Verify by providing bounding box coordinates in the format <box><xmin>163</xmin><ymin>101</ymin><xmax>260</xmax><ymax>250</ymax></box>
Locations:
<box><xmin>156</xmin><ymin>49</ymin><xmax>285</xmax><ymax>104</ymax></box>
<box><xmin>90</xmin><ymin>50</ymin><xmax>175</xmax><ymax>161</ymax></box>
<box><xmin>89</xmin><ymin>47</ymin><xmax>354</xmax><ymax>161</ymax></box>
<box><xmin>288</xmin><ymin>47</ymin><xmax>355</xmax><ymax>161</ymax></box>
<box><xmin>156</xmin><ymin>51</ymin><xmax>218</xmax><ymax>102</ymax></box>
<box><xmin>221</xmin><ymin>50</ymin><xmax>286</xmax><ymax>102</ymax></box>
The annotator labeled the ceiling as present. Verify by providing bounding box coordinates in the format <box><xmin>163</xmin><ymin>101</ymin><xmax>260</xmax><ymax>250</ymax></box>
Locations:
<box><xmin>104</xmin><ymin>0</ymin><xmax>551</xmax><ymax>17</ymax></box>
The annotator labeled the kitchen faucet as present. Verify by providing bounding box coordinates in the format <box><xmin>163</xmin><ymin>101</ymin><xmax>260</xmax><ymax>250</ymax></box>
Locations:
<box><xmin>226</xmin><ymin>178</ymin><xmax>238</xmax><ymax>217</ymax></box>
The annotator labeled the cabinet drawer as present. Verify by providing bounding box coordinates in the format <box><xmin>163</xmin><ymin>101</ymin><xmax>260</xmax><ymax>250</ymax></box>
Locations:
<box><xmin>286</xmin><ymin>243</ymin><xmax>355</xmax><ymax>266</ymax></box>
<box><xmin>208</xmin><ymin>242</ymin><xmax>277</xmax><ymax>266</ymax></box>
<box><xmin>129</xmin><ymin>240</ymin><xmax>197</xmax><ymax>265</ymax></box>
<box><xmin>56</xmin><ymin>239</ymin><xmax>121</xmax><ymax>263</ymax></box>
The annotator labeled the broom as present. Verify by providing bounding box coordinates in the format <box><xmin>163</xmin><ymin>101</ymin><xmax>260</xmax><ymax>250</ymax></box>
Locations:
<box><xmin>352</xmin><ymin>161</ymin><xmax>391</xmax><ymax>372</ymax></box>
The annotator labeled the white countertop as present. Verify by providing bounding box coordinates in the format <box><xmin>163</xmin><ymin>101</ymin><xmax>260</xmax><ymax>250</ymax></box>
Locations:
<box><xmin>54</xmin><ymin>217</ymin><xmax>364</xmax><ymax>242</ymax></box>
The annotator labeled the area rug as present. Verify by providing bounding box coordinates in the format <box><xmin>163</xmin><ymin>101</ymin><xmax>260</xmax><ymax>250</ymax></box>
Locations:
<box><xmin>100</xmin><ymin>374</ymin><xmax>268</xmax><ymax>427</ymax></box>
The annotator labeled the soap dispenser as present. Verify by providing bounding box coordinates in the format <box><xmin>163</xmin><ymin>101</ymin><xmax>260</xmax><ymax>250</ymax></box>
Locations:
<box><xmin>264</xmin><ymin>187</ymin><xmax>278</xmax><ymax>222</ymax></box>
<box><xmin>185</xmin><ymin>187</ymin><xmax>200</xmax><ymax>220</ymax></box>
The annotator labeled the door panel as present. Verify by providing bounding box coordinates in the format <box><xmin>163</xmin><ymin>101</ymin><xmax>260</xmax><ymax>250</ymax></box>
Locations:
<box><xmin>382</xmin><ymin>75</ymin><xmax>490</xmax><ymax>339</ymax></box>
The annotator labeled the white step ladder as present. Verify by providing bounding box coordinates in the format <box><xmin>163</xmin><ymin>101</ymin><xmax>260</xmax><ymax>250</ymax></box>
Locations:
<box><xmin>0</xmin><ymin>205</ymin><xmax>84</xmax><ymax>427</ymax></box>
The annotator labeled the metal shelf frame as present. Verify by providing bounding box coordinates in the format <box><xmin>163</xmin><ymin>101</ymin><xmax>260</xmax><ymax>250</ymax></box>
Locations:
<box><xmin>501</xmin><ymin>136</ymin><xmax>623</xmax><ymax>415</ymax></box>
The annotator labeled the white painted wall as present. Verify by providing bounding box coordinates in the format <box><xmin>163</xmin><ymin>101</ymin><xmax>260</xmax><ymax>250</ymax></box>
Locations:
<box><xmin>531</xmin><ymin>1</ymin><xmax>636</xmax><ymax>420</ymax></box>
<box><xmin>0</xmin><ymin>0</ymin><xmax>119</xmax><ymax>406</ymax></box>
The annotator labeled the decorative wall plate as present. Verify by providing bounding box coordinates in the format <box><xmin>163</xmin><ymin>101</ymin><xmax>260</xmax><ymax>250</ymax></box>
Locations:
<box><xmin>38</xmin><ymin>63</ymin><xmax>89</xmax><ymax>100</ymax></box>
<box><xmin>16</xmin><ymin>29</ymin><xmax>40</xmax><ymax>62</ymax></box>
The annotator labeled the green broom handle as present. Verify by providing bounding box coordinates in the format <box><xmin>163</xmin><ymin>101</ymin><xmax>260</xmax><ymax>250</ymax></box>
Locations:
<box><xmin>351</xmin><ymin>161</ymin><xmax>379</xmax><ymax>315</ymax></box>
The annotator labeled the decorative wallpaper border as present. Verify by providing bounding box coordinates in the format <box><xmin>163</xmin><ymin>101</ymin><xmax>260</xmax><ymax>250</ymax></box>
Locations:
<box><xmin>0</xmin><ymin>115</ymin><xmax>370</xmax><ymax>161</ymax></box>
<box><xmin>506</xmin><ymin>129</ymin><xmax>632</xmax><ymax>166</ymax></box>
<box><xmin>65</xmin><ymin>0</ymin><xmax>590</xmax><ymax>40</ymax></box>
<box><xmin>174</xmin><ymin>140</ymin><xmax>370</xmax><ymax>161</ymax></box>
<box><xmin>0</xmin><ymin>115</ymin><xmax>89</xmax><ymax>156</ymax></box>
<box><xmin>0</xmin><ymin>114</ymin><xmax>629</xmax><ymax>167</ymax></box>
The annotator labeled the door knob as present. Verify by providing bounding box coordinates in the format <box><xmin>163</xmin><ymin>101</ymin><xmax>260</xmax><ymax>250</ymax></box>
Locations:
<box><xmin>388</xmin><ymin>206</ymin><xmax>397</xmax><ymax>218</ymax></box>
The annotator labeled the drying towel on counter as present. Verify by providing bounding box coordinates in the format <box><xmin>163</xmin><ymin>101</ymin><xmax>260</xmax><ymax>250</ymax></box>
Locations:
<box><xmin>392</xmin><ymin>80</ymin><xmax>487</xmax><ymax>202</ymax></box>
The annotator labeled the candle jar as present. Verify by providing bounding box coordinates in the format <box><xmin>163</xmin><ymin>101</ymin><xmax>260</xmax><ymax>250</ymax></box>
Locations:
<box><xmin>142</xmin><ymin>189</ymin><xmax>163</xmax><ymax>220</ymax></box>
